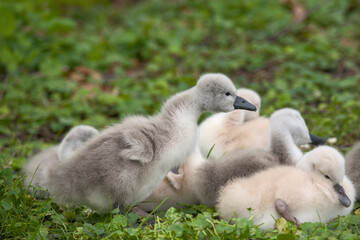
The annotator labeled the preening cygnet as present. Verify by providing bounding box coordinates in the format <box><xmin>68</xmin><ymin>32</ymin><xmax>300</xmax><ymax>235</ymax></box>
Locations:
<box><xmin>345</xmin><ymin>142</ymin><xmax>360</xmax><ymax>200</ymax></box>
<box><xmin>217</xmin><ymin>146</ymin><xmax>355</xmax><ymax>229</ymax></box>
<box><xmin>23</xmin><ymin>125</ymin><xmax>98</xmax><ymax>198</ymax></box>
<box><xmin>268</xmin><ymin>108</ymin><xmax>326</xmax><ymax>165</ymax></box>
<box><xmin>44</xmin><ymin>73</ymin><xmax>257</xmax><ymax>213</ymax></box>
<box><xmin>199</xmin><ymin>88</ymin><xmax>266</xmax><ymax>161</ymax></box>
<box><xmin>138</xmin><ymin>148</ymin><xmax>206</xmax><ymax>211</ymax></box>
<box><xmin>193</xmin><ymin>108</ymin><xmax>326</xmax><ymax>207</ymax></box>
<box><xmin>58</xmin><ymin>125</ymin><xmax>99</xmax><ymax>161</ymax></box>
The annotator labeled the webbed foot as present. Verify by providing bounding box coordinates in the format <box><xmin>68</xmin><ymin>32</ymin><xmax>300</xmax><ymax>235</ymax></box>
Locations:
<box><xmin>275</xmin><ymin>198</ymin><xmax>301</xmax><ymax>227</ymax></box>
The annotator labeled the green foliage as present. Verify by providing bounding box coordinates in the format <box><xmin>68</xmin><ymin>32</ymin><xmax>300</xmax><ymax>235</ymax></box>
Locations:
<box><xmin>1</xmin><ymin>0</ymin><xmax>360</xmax><ymax>238</ymax></box>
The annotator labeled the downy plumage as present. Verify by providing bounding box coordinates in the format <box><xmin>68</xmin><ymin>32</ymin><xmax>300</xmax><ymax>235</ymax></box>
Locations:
<box><xmin>345</xmin><ymin>142</ymin><xmax>360</xmax><ymax>200</ymax></box>
<box><xmin>194</xmin><ymin>108</ymin><xmax>326</xmax><ymax>206</ymax></box>
<box><xmin>199</xmin><ymin>88</ymin><xmax>266</xmax><ymax>161</ymax></box>
<box><xmin>22</xmin><ymin>125</ymin><xmax>99</xmax><ymax>198</ymax></box>
<box><xmin>26</xmin><ymin>73</ymin><xmax>256</xmax><ymax>213</ymax></box>
<box><xmin>217</xmin><ymin>146</ymin><xmax>355</xmax><ymax>229</ymax></box>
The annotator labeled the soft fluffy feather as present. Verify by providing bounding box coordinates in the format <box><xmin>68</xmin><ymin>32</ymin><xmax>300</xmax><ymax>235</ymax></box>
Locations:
<box><xmin>22</xmin><ymin>146</ymin><xmax>59</xmax><ymax>198</ymax></box>
<box><xmin>217</xmin><ymin>146</ymin><xmax>355</xmax><ymax>229</ymax></box>
<box><xmin>194</xmin><ymin>148</ymin><xmax>278</xmax><ymax>206</ymax></box>
<box><xmin>199</xmin><ymin>88</ymin><xmax>265</xmax><ymax>161</ymax></box>
<box><xmin>345</xmin><ymin>142</ymin><xmax>360</xmax><ymax>200</ymax></box>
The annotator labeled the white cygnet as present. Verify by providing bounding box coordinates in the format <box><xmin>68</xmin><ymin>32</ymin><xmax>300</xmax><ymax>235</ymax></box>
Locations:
<box><xmin>217</xmin><ymin>146</ymin><xmax>355</xmax><ymax>229</ymax></box>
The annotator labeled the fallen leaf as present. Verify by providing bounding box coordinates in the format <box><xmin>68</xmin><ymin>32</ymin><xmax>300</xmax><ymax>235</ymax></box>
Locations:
<box><xmin>354</xmin><ymin>208</ymin><xmax>360</xmax><ymax>215</ymax></box>
<box><xmin>282</xmin><ymin>0</ymin><xmax>307</xmax><ymax>23</ymax></box>
<box><xmin>341</xmin><ymin>38</ymin><xmax>357</xmax><ymax>48</ymax></box>
<box><xmin>67</xmin><ymin>65</ymin><xmax>102</xmax><ymax>82</ymax></box>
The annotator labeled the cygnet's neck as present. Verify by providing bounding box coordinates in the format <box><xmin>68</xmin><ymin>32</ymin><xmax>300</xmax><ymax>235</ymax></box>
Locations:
<box><xmin>224</xmin><ymin>110</ymin><xmax>246</xmax><ymax>128</ymax></box>
<box><xmin>296</xmin><ymin>156</ymin><xmax>312</xmax><ymax>172</ymax></box>
<box><xmin>269</xmin><ymin>129</ymin><xmax>303</xmax><ymax>165</ymax></box>
<box><xmin>160</xmin><ymin>87</ymin><xmax>202</xmax><ymax>121</ymax></box>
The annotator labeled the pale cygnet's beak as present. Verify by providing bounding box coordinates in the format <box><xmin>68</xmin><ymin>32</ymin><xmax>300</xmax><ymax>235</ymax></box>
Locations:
<box><xmin>309</xmin><ymin>132</ymin><xmax>327</xmax><ymax>145</ymax></box>
<box><xmin>234</xmin><ymin>96</ymin><xmax>257</xmax><ymax>111</ymax></box>
<box><xmin>333</xmin><ymin>183</ymin><xmax>351</xmax><ymax>207</ymax></box>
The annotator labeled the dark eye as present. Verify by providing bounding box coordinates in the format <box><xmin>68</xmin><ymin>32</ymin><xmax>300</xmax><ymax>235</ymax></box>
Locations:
<box><xmin>325</xmin><ymin>175</ymin><xmax>330</xmax><ymax>180</ymax></box>
<box><xmin>225</xmin><ymin>92</ymin><xmax>231</xmax><ymax>96</ymax></box>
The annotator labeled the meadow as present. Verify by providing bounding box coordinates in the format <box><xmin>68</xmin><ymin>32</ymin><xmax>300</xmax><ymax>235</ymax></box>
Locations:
<box><xmin>1</xmin><ymin>0</ymin><xmax>360</xmax><ymax>239</ymax></box>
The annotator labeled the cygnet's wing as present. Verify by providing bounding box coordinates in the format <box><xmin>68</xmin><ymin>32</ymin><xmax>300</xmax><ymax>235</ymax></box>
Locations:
<box><xmin>119</xmin><ymin>129</ymin><xmax>155</xmax><ymax>163</ymax></box>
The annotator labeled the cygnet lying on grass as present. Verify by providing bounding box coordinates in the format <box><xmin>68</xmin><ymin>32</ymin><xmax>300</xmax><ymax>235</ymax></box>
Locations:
<box><xmin>199</xmin><ymin>88</ymin><xmax>267</xmax><ymax>161</ymax></box>
<box><xmin>30</xmin><ymin>73</ymin><xmax>256</xmax><ymax>213</ymax></box>
<box><xmin>137</xmin><ymin>147</ymin><xmax>206</xmax><ymax>211</ymax></box>
<box><xmin>194</xmin><ymin>108</ymin><xmax>326</xmax><ymax>206</ymax></box>
<box><xmin>22</xmin><ymin>125</ymin><xmax>99</xmax><ymax>198</ymax></box>
<box><xmin>217</xmin><ymin>146</ymin><xmax>355</xmax><ymax>229</ymax></box>
<box><xmin>345</xmin><ymin>142</ymin><xmax>360</xmax><ymax>201</ymax></box>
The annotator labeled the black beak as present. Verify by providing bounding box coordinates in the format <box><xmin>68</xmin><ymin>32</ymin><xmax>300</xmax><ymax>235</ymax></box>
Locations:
<box><xmin>309</xmin><ymin>132</ymin><xmax>327</xmax><ymax>145</ymax></box>
<box><xmin>234</xmin><ymin>96</ymin><xmax>257</xmax><ymax>111</ymax></box>
<box><xmin>333</xmin><ymin>183</ymin><xmax>351</xmax><ymax>207</ymax></box>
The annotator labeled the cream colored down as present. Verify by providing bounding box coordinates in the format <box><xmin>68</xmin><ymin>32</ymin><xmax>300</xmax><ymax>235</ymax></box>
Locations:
<box><xmin>199</xmin><ymin>88</ymin><xmax>268</xmax><ymax>161</ymax></box>
<box><xmin>217</xmin><ymin>146</ymin><xmax>355</xmax><ymax>229</ymax></box>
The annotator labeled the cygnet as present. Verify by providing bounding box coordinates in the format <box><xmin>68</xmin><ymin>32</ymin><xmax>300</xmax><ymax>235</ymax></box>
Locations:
<box><xmin>39</xmin><ymin>73</ymin><xmax>256</xmax><ymax>213</ymax></box>
<box><xmin>217</xmin><ymin>146</ymin><xmax>355</xmax><ymax>229</ymax></box>
<box><xmin>194</xmin><ymin>108</ymin><xmax>326</xmax><ymax>206</ymax></box>
<box><xmin>345</xmin><ymin>142</ymin><xmax>360</xmax><ymax>201</ymax></box>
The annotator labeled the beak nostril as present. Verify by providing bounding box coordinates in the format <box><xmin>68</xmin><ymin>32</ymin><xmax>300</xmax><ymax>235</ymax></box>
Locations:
<box><xmin>241</xmin><ymin>100</ymin><xmax>245</xmax><ymax>103</ymax></box>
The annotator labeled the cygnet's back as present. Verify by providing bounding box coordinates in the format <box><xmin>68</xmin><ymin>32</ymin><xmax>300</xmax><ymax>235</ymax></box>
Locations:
<box><xmin>194</xmin><ymin>148</ymin><xmax>278</xmax><ymax>207</ymax></box>
<box><xmin>345</xmin><ymin>142</ymin><xmax>360</xmax><ymax>200</ymax></box>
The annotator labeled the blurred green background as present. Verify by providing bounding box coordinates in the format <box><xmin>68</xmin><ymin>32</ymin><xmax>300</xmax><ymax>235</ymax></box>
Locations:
<box><xmin>0</xmin><ymin>0</ymin><xmax>360</xmax><ymax>168</ymax></box>
<box><xmin>1</xmin><ymin>1</ymin><xmax>360</xmax><ymax>239</ymax></box>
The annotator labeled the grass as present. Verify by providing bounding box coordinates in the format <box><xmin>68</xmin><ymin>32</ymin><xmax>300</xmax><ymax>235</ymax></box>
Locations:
<box><xmin>1</xmin><ymin>0</ymin><xmax>360</xmax><ymax>239</ymax></box>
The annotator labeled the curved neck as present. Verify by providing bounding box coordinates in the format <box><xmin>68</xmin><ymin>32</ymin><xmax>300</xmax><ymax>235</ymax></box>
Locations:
<box><xmin>160</xmin><ymin>87</ymin><xmax>202</xmax><ymax>121</ymax></box>
<box><xmin>224</xmin><ymin>110</ymin><xmax>245</xmax><ymax>128</ymax></box>
<box><xmin>269</xmin><ymin>130</ymin><xmax>303</xmax><ymax>165</ymax></box>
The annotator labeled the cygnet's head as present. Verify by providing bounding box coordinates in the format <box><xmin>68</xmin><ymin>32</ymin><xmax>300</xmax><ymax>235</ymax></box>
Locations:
<box><xmin>58</xmin><ymin>125</ymin><xmax>99</xmax><ymax>161</ymax></box>
<box><xmin>196</xmin><ymin>73</ymin><xmax>257</xmax><ymax>113</ymax></box>
<box><xmin>297</xmin><ymin>146</ymin><xmax>351</xmax><ymax>207</ymax></box>
<box><xmin>236</xmin><ymin>88</ymin><xmax>261</xmax><ymax>121</ymax></box>
<box><xmin>270</xmin><ymin>108</ymin><xmax>313</xmax><ymax>146</ymax></box>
